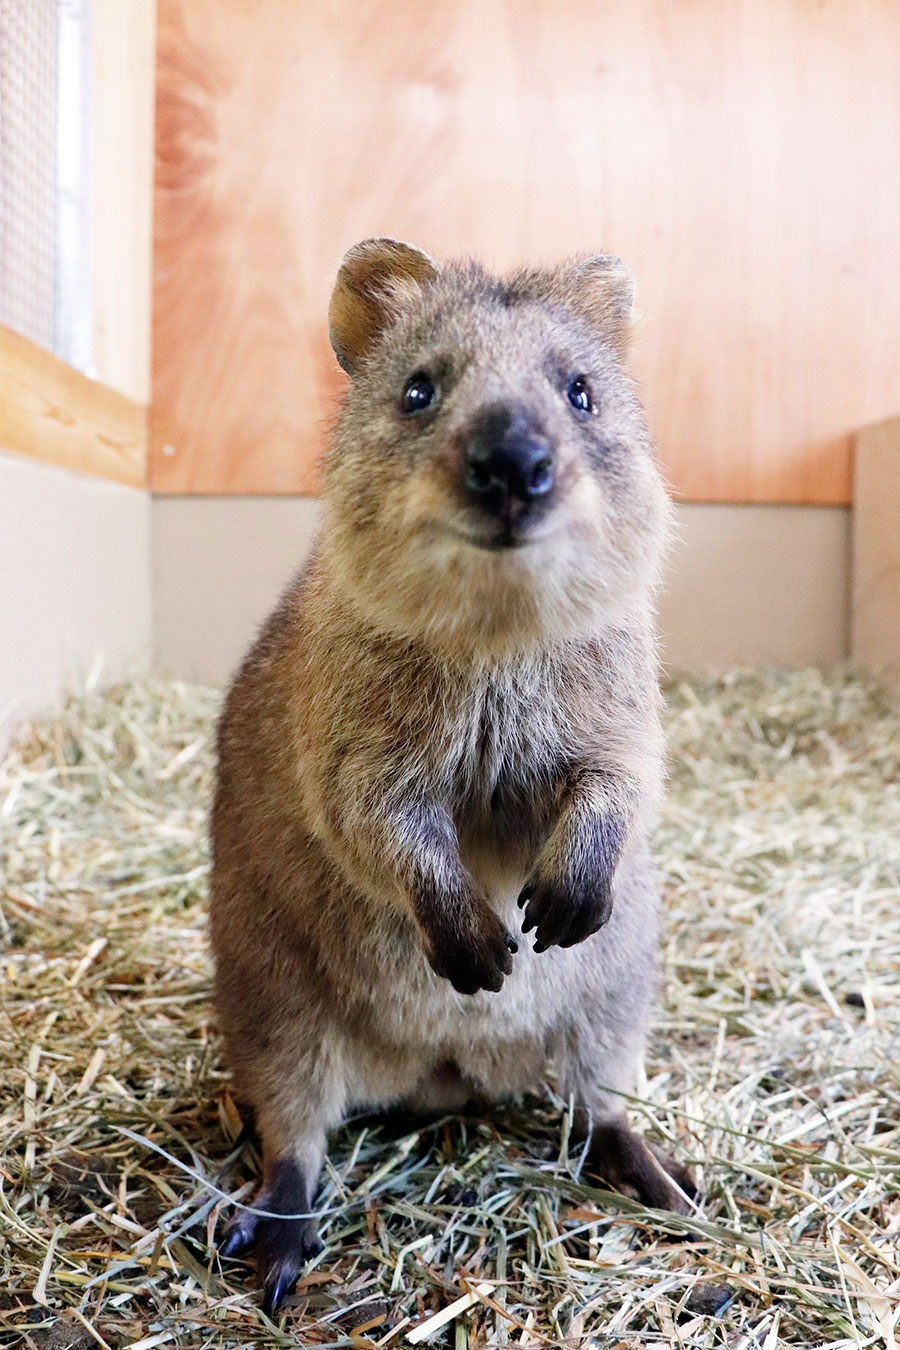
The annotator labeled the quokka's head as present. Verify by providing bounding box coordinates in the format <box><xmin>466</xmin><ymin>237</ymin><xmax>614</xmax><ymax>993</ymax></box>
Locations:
<box><xmin>322</xmin><ymin>238</ymin><xmax>673</xmax><ymax>657</ymax></box>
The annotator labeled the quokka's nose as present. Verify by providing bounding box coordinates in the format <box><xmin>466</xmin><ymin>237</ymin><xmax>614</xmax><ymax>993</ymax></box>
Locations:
<box><xmin>464</xmin><ymin>409</ymin><xmax>555</xmax><ymax>519</ymax></box>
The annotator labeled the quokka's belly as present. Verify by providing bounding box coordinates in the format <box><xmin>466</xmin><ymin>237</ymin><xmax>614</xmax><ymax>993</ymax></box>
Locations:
<box><xmin>347</xmin><ymin>904</ymin><xmax>587</xmax><ymax>1068</ymax></box>
<box><xmin>342</xmin><ymin>945</ymin><xmax>565</xmax><ymax>1111</ymax></box>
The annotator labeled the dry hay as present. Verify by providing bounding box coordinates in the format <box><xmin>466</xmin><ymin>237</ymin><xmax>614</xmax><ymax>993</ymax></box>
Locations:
<box><xmin>1</xmin><ymin>668</ymin><xmax>898</xmax><ymax>1349</ymax></box>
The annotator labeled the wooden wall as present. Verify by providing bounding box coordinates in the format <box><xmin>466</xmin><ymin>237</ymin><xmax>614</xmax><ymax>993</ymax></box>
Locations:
<box><xmin>151</xmin><ymin>0</ymin><xmax>900</xmax><ymax>503</ymax></box>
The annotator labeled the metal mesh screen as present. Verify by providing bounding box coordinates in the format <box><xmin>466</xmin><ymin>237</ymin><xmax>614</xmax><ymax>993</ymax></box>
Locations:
<box><xmin>0</xmin><ymin>0</ymin><xmax>59</xmax><ymax>351</ymax></box>
<box><xmin>0</xmin><ymin>0</ymin><xmax>91</xmax><ymax>366</ymax></box>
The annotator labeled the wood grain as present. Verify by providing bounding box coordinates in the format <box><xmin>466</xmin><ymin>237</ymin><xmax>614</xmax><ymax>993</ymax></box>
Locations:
<box><xmin>152</xmin><ymin>0</ymin><xmax>900</xmax><ymax>502</ymax></box>
<box><xmin>0</xmin><ymin>324</ymin><xmax>147</xmax><ymax>487</ymax></box>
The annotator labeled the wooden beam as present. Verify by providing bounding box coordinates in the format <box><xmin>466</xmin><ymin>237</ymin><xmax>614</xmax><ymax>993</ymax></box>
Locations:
<box><xmin>92</xmin><ymin>0</ymin><xmax>157</xmax><ymax>403</ymax></box>
<box><xmin>852</xmin><ymin>417</ymin><xmax>900</xmax><ymax>673</ymax></box>
<box><xmin>0</xmin><ymin>324</ymin><xmax>147</xmax><ymax>487</ymax></box>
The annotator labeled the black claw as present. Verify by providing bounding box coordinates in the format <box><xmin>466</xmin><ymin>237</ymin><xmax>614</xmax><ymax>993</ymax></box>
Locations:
<box><xmin>533</xmin><ymin>940</ymin><xmax>547</xmax><ymax>954</ymax></box>
<box><xmin>522</xmin><ymin>914</ymin><xmax>536</xmax><ymax>934</ymax></box>
<box><xmin>505</xmin><ymin>933</ymin><xmax>518</xmax><ymax>953</ymax></box>
<box><xmin>219</xmin><ymin>1222</ymin><xmax>255</xmax><ymax>1259</ymax></box>
<box><xmin>517</xmin><ymin>883</ymin><xmax>535</xmax><ymax>908</ymax></box>
<box><xmin>262</xmin><ymin>1266</ymin><xmax>299</xmax><ymax>1316</ymax></box>
<box><xmin>535</xmin><ymin>920</ymin><xmax>565</xmax><ymax>950</ymax></box>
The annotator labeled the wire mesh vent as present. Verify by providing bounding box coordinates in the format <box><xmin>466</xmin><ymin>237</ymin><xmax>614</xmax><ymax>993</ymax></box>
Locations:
<box><xmin>0</xmin><ymin>1</ymin><xmax>58</xmax><ymax>350</ymax></box>
<box><xmin>0</xmin><ymin>0</ymin><xmax>91</xmax><ymax>366</ymax></box>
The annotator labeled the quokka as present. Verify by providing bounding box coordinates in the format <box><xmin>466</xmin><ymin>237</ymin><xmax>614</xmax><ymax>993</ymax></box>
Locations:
<box><xmin>210</xmin><ymin>237</ymin><xmax>692</xmax><ymax>1311</ymax></box>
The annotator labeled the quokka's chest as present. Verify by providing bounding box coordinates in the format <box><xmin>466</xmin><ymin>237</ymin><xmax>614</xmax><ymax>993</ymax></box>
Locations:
<box><xmin>438</xmin><ymin>673</ymin><xmax>572</xmax><ymax>850</ymax></box>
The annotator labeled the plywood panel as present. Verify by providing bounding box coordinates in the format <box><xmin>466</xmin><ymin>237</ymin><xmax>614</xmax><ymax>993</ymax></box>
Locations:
<box><xmin>151</xmin><ymin>0</ymin><xmax>900</xmax><ymax>502</ymax></box>
<box><xmin>151</xmin><ymin>499</ymin><xmax>850</xmax><ymax>682</ymax></box>
<box><xmin>0</xmin><ymin>453</ymin><xmax>150</xmax><ymax>741</ymax></box>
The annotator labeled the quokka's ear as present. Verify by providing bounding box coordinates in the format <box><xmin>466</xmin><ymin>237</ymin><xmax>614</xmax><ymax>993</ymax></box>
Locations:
<box><xmin>514</xmin><ymin>254</ymin><xmax>636</xmax><ymax>361</ymax></box>
<box><xmin>328</xmin><ymin>238</ymin><xmax>439</xmax><ymax>376</ymax></box>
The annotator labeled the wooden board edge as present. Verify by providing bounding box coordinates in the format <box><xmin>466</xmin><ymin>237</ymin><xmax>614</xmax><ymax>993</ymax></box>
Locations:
<box><xmin>0</xmin><ymin>324</ymin><xmax>148</xmax><ymax>488</ymax></box>
<box><xmin>92</xmin><ymin>0</ymin><xmax>156</xmax><ymax>404</ymax></box>
<box><xmin>851</xmin><ymin>414</ymin><xmax>900</xmax><ymax>672</ymax></box>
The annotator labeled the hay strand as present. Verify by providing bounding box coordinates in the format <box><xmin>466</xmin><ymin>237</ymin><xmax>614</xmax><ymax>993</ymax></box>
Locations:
<box><xmin>1</xmin><ymin>668</ymin><xmax>899</xmax><ymax>1347</ymax></box>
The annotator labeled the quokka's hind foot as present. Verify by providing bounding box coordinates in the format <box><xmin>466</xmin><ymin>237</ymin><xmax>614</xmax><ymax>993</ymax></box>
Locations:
<box><xmin>645</xmin><ymin>1138</ymin><xmax>697</xmax><ymax>1206</ymax></box>
<box><xmin>218</xmin><ymin>1157</ymin><xmax>324</xmax><ymax>1314</ymax></box>
<box><xmin>587</xmin><ymin>1118</ymin><xmax>696</xmax><ymax>1214</ymax></box>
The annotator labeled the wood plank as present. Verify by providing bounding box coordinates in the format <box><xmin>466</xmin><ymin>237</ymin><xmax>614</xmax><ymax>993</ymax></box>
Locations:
<box><xmin>851</xmin><ymin>417</ymin><xmax>900</xmax><ymax>672</ymax></box>
<box><xmin>92</xmin><ymin>0</ymin><xmax>157</xmax><ymax>403</ymax></box>
<box><xmin>0</xmin><ymin>324</ymin><xmax>147</xmax><ymax>487</ymax></box>
<box><xmin>151</xmin><ymin>0</ymin><xmax>900</xmax><ymax>502</ymax></box>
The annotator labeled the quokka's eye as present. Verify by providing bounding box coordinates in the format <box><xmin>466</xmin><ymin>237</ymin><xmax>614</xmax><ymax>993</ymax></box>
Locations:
<box><xmin>566</xmin><ymin>375</ymin><xmax>594</xmax><ymax>415</ymax></box>
<box><xmin>401</xmin><ymin>371</ymin><xmax>437</xmax><ymax>415</ymax></box>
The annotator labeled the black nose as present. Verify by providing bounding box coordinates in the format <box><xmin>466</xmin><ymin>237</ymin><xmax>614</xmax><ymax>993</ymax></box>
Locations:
<box><xmin>464</xmin><ymin>409</ymin><xmax>555</xmax><ymax>521</ymax></box>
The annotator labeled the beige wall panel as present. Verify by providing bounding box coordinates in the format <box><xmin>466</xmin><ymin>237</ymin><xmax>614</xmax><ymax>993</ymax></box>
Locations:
<box><xmin>660</xmin><ymin>504</ymin><xmax>850</xmax><ymax>671</ymax></box>
<box><xmin>852</xmin><ymin>417</ymin><xmax>900</xmax><ymax>672</ymax></box>
<box><xmin>0</xmin><ymin>453</ymin><xmax>151</xmax><ymax>738</ymax></box>
<box><xmin>151</xmin><ymin>496</ymin><xmax>319</xmax><ymax>683</ymax></box>
<box><xmin>152</xmin><ymin>498</ymin><xmax>849</xmax><ymax>685</ymax></box>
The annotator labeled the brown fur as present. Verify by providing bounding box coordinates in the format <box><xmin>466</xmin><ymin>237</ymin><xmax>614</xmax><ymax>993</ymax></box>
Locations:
<box><xmin>210</xmin><ymin>239</ymin><xmax>688</xmax><ymax>1310</ymax></box>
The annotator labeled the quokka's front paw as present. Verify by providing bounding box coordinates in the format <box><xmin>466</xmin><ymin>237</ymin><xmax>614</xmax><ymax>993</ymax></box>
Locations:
<box><xmin>423</xmin><ymin>890</ymin><xmax>518</xmax><ymax>995</ymax></box>
<box><xmin>518</xmin><ymin>861</ymin><xmax>614</xmax><ymax>953</ymax></box>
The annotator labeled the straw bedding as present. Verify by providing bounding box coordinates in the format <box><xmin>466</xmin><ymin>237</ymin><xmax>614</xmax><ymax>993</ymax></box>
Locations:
<box><xmin>1</xmin><ymin>669</ymin><xmax>898</xmax><ymax>1348</ymax></box>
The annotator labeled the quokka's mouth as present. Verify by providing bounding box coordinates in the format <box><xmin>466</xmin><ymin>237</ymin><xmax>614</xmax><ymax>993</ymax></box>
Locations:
<box><xmin>448</xmin><ymin>526</ymin><xmax>539</xmax><ymax>552</ymax></box>
<box><xmin>468</xmin><ymin>532</ymin><xmax>535</xmax><ymax>551</ymax></box>
<box><xmin>418</xmin><ymin>517</ymin><xmax>550</xmax><ymax>554</ymax></box>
